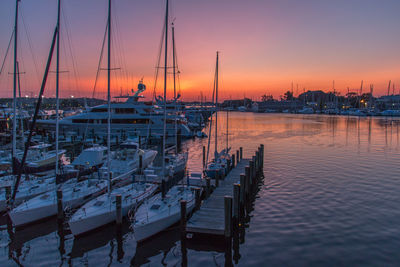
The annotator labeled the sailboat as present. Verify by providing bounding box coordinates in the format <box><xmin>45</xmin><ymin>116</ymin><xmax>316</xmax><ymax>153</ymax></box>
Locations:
<box><xmin>133</xmin><ymin>5</ymin><xmax>194</xmax><ymax>241</ymax></box>
<box><xmin>2</xmin><ymin>0</ymin><xmax>59</xmax><ymax>213</ymax></box>
<box><xmin>146</xmin><ymin>2</ymin><xmax>188</xmax><ymax>181</ymax></box>
<box><xmin>133</xmin><ymin>184</ymin><xmax>195</xmax><ymax>242</ymax></box>
<box><xmin>205</xmin><ymin>52</ymin><xmax>231</xmax><ymax>178</ymax></box>
<box><xmin>8</xmin><ymin>0</ymin><xmax>105</xmax><ymax>226</ymax></box>
<box><xmin>68</xmin><ymin>0</ymin><xmax>157</xmax><ymax>236</ymax></box>
<box><xmin>0</xmin><ymin>178</ymin><xmax>55</xmax><ymax>212</ymax></box>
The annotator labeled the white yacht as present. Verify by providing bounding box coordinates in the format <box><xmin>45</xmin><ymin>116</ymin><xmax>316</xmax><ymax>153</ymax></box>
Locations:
<box><xmin>36</xmin><ymin>81</ymin><xmax>192</xmax><ymax>138</ymax></box>
<box><xmin>20</xmin><ymin>143</ymin><xmax>65</xmax><ymax>168</ymax></box>
<box><xmin>98</xmin><ymin>140</ymin><xmax>158</xmax><ymax>186</ymax></box>
<box><xmin>298</xmin><ymin>107</ymin><xmax>314</xmax><ymax>114</ymax></box>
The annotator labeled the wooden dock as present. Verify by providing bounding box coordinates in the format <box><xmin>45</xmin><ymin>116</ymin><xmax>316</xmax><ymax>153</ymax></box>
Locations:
<box><xmin>186</xmin><ymin>159</ymin><xmax>251</xmax><ymax>235</ymax></box>
<box><xmin>184</xmin><ymin>145</ymin><xmax>264</xmax><ymax>237</ymax></box>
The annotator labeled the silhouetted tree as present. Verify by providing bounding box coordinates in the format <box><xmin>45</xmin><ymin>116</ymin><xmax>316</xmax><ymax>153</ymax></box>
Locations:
<box><xmin>283</xmin><ymin>91</ymin><xmax>294</xmax><ymax>101</ymax></box>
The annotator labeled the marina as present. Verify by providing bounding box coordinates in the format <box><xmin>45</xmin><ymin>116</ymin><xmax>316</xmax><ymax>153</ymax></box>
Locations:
<box><xmin>1</xmin><ymin>0</ymin><xmax>400</xmax><ymax>266</ymax></box>
<box><xmin>1</xmin><ymin>113</ymin><xmax>400</xmax><ymax>265</ymax></box>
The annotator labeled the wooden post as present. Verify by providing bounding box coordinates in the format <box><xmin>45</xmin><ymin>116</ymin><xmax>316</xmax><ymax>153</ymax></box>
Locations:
<box><xmin>260</xmin><ymin>144</ymin><xmax>264</xmax><ymax>168</ymax></box>
<box><xmin>139</xmin><ymin>154</ymin><xmax>143</xmax><ymax>175</ymax></box>
<box><xmin>194</xmin><ymin>187</ymin><xmax>201</xmax><ymax>210</ymax></box>
<box><xmin>245</xmin><ymin>167</ymin><xmax>250</xmax><ymax>199</ymax></box>
<box><xmin>246</xmin><ymin>165</ymin><xmax>252</xmax><ymax>190</ymax></box>
<box><xmin>224</xmin><ymin>196</ymin><xmax>232</xmax><ymax>238</ymax></box>
<box><xmin>231</xmin><ymin>154</ymin><xmax>235</xmax><ymax>169</ymax></box>
<box><xmin>57</xmin><ymin>189</ymin><xmax>64</xmax><ymax>220</ymax></box>
<box><xmin>206</xmin><ymin>178</ymin><xmax>211</xmax><ymax>198</ymax></box>
<box><xmin>252</xmin><ymin>156</ymin><xmax>256</xmax><ymax>178</ymax></box>
<box><xmin>239</xmin><ymin>147</ymin><xmax>243</xmax><ymax>160</ymax></box>
<box><xmin>256</xmin><ymin>151</ymin><xmax>259</xmax><ymax>174</ymax></box>
<box><xmin>239</xmin><ymin>174</ymin><xmax>245</xmax><ymax>216</ymax></box>
<box><xmin>202</xmin><ymin>146</ymin><xmax>206</xmax><ymax>168</ymax></box>
<box><xmin>116</xmin><ymin>194</ymin><xmax>122</xmax><ymax>225</ymax></box>
<box><xmin>233</xmin><ymin>183</ymin><xmax>240</xmax><ymax>225</ymax></box>
<box><xmin>161</xmin><ymin>179</ymin><xmax>166</xmax><ymax>199</ymax></box>
<box><xmin>236</xmin><ymin>150</ymin><xmax>239</xmax><ymax>165</ymax></box>
<box><xmin>215</xmin><ymin>172</ymin><xmax>220</xmax><ymax>187</ymax></box>
<box><xmin>227</xmin><ymin>159</ymin><xmax>231</xmax><ymax>172</ymax></box>
<box><xmin>180</xmin><ymin>200</ymin><xmax>187</xmax><ymax>238</ymax></box>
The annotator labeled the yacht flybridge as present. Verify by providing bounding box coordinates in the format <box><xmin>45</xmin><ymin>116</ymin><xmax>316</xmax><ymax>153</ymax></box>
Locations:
<box><xmin>36</xmin><ymin>81</ymin><xmax>192</xmax><ymax>138</ymax></box>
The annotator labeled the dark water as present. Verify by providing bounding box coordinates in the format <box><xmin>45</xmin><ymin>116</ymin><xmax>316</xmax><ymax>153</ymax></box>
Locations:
<box><xmin>1</xmin><ymin>113</ymin><xmax>400</xmax><ymax>266</ymax></box>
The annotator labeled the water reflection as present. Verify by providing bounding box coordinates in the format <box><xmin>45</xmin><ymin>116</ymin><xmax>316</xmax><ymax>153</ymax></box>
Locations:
<box><xmin>70</xmin><ymin>221</ymin><xmax>131</xmax><ymax>259</ymax></box>
<box><xmin>1</xmin><ymin>113</ymin><xmax>400</xmax><ymax>266</ymax></box>
<box><xmin>131</xmin><ymin>229</ymin><xmax>179</xmax><ymax>266</ymax></box>
<box><xmin>8</xmin><ymin>217</ymin><xmax>58</xmax><ymax>264</ymax></box>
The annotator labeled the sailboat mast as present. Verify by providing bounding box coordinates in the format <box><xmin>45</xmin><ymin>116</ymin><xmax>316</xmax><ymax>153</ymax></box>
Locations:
<box><xmin>172</xmin><ymin>22</ymin><xmax>178</xmax><ymax>154</ymax></box>
<box><xmin>162</xmin><ymin>0</ymin><xmax>169</xmax><ymax>175</ymax></box>
<box><xmin>172</xmin><ymin>24</ymin><xmax>176</xmax><ymax>99</ymax></box>
<box><xmin>12</xmin><ymin>0</ymin><xmax>20</xmax><ymax>166</ymax></box>
<box><xmin>214</xmin><ymin>51</ymin><xmax>219</xmax><ymax>159</ymax></box>
<box><xmin>55</xmin><ymin>0</ymin><xmax>61</xmax><ymax>176</ymax></box>
<box><xmin>226</xmin><ymin>101</ymin><xmax>228</xmax><ymax>152</ymax></box>
<box><xmin>107</xmin><ymin>0</ymin><xmax>112</xmax><ymax>192</ymax></box>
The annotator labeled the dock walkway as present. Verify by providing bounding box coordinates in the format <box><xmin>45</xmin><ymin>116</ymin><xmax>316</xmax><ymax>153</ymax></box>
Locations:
<box><xmin>186</xmin><ymin>159</ymin><xmax>250</xmax><ymax>235</ymax></box>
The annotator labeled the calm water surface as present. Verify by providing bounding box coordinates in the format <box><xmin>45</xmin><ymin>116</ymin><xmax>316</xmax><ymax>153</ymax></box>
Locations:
<box><xmin>1</xmin><ymin>113</ymin><xmax>400</xmax><ymax>266</ymax></box>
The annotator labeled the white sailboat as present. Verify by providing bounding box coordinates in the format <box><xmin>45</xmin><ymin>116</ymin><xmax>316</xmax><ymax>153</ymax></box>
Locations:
<box><xmin>1</xmin><ymin>178</ymin><xmax>55</xmax><ymax>212</ymax></box>
<box><xmin>205</xmin><ymin>52</ymin><xmax>231</xmax><ymax>178</ymax></box>
<box><xmin>69</xmin><ymin>182</ymin><xmax>157</xmax><ymax>236</ymax></box>
<box><xmin>67</xmin><ymin>0</ymin><xmax>157</xmax><ymax>236</ymax></box>
<box><xmin>8</xmin><ymin>178</ymin><xmax>108</xmax><ymax>227</ymax></box>
<box><xmin>133</xmin><ymin>185</ymin><xmax>195</xmax><ymax>242</ymax></box>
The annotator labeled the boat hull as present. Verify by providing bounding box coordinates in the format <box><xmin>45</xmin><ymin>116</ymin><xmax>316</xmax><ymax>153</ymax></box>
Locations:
<box><xmin>134</xmin><ymin>200</ymin><xmax>195</xmax><ymax>242</ymax></box>
<box><xmin>69</xmin><ymin>184</ymin><xmax>157</xmax><ymax>236</ymax></box>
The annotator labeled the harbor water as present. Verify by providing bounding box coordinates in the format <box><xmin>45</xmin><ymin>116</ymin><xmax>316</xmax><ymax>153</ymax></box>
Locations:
<box><xmin>1</xmin><ymin>112</ymin><xmax>400</xmax><ymax>266</ymax></box>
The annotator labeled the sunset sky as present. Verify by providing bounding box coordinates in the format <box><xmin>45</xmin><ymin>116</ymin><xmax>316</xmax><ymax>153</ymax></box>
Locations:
<box><xmin>1</xmin><ymin>0</ymin><xmax>400</xmax><ymax>101</ymax></box>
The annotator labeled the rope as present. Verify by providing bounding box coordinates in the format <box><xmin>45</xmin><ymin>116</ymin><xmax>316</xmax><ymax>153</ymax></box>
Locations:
<box><xmin>0</xmin><ymin>30</ymin><xmax>14</xmax><ymax>76</ymax></box>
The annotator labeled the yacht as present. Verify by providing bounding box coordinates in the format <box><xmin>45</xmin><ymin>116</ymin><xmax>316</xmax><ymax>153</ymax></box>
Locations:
<box><xmin>298</xmin><ymin>107</ymin><xmax>314</xmax><ymax>114</ymax></box>
<box><xmin>36</xmin><ymin>81</ymin><xmax>192</xmax><ymax>138</ymax></box>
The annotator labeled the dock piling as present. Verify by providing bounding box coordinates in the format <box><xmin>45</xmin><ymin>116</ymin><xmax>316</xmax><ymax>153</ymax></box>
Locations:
<box><xmin>116</xmin><ymin>194</ymin><xmax>122</xmax><ymax>225</ymax></box>
<box><xmin>239</xmin><ymin>174</ymin><xmax>245</xmax><ymax>218</ymax></box>
<box><xmin>233</xmin><ymin>183</ymin><xmax>240</xmax><ymax>225</ymax></box>
<box><xmin>202</xmin><ymin>146</ymin><xmax>206</xmax><ymax>168</ymax></box>
<box><xmin>260</xmin><ymin>144</ymin><xmax>264</xmax><ymax>168</ymax></box>
<box><xmin>139</xmin><ymin>154</ymin><xmax>143</xmax><ymax>175</ymax></box>
<box><xmin>245</xmin><ymin>166</ymin><xmax>251</xmax><ymax>191</ymax></box>
<box><xmin>224</xmin><ymin>196</ymin><xmax>232</xmax><ymax>238</ymax></box>
<box><xmin>206</xmin><ymin>178</ymin><xmax>211</xmax><ymax>198</ymax></box>
<box><xmin>240</xmin><ymin>147</ymin><xmax>243</xmax><ymax>160</ymax></box>
<box><xmin>236</xmin><ymin>150</ymin><xmax>239</xmax><ymax>165</ymax></box>
<box><xmin>256</xmin><ymin>151</ymin><xmax>260</xmax><ymax>173</ymax></box>
<box><xmin>215</xmin><ymin>172</ymin><xmax>220</xmax><ymax>187</ymax></box>
<box><xmin>180</xmin><ymin>200</ymin><xmax>187</xmax><ymax>238</ymax></box>
<box><xmin>57</xmin><ymin>189</ymin><xmax>64</xmax><ymax>220</ymax></box>
<box><xmin>161</xmin><ymin>179</ymin><xmax>166</xmax><ymax>199</ymax></box>
<box><xmin>232</xmin><ymin>154</ymin><xmax>236</xmax><ymax>169</ymax></box>
<box><xmin>194</xmin><ymin>187</ymin><xmax>201</xmax><ymax>210</ymax></box>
